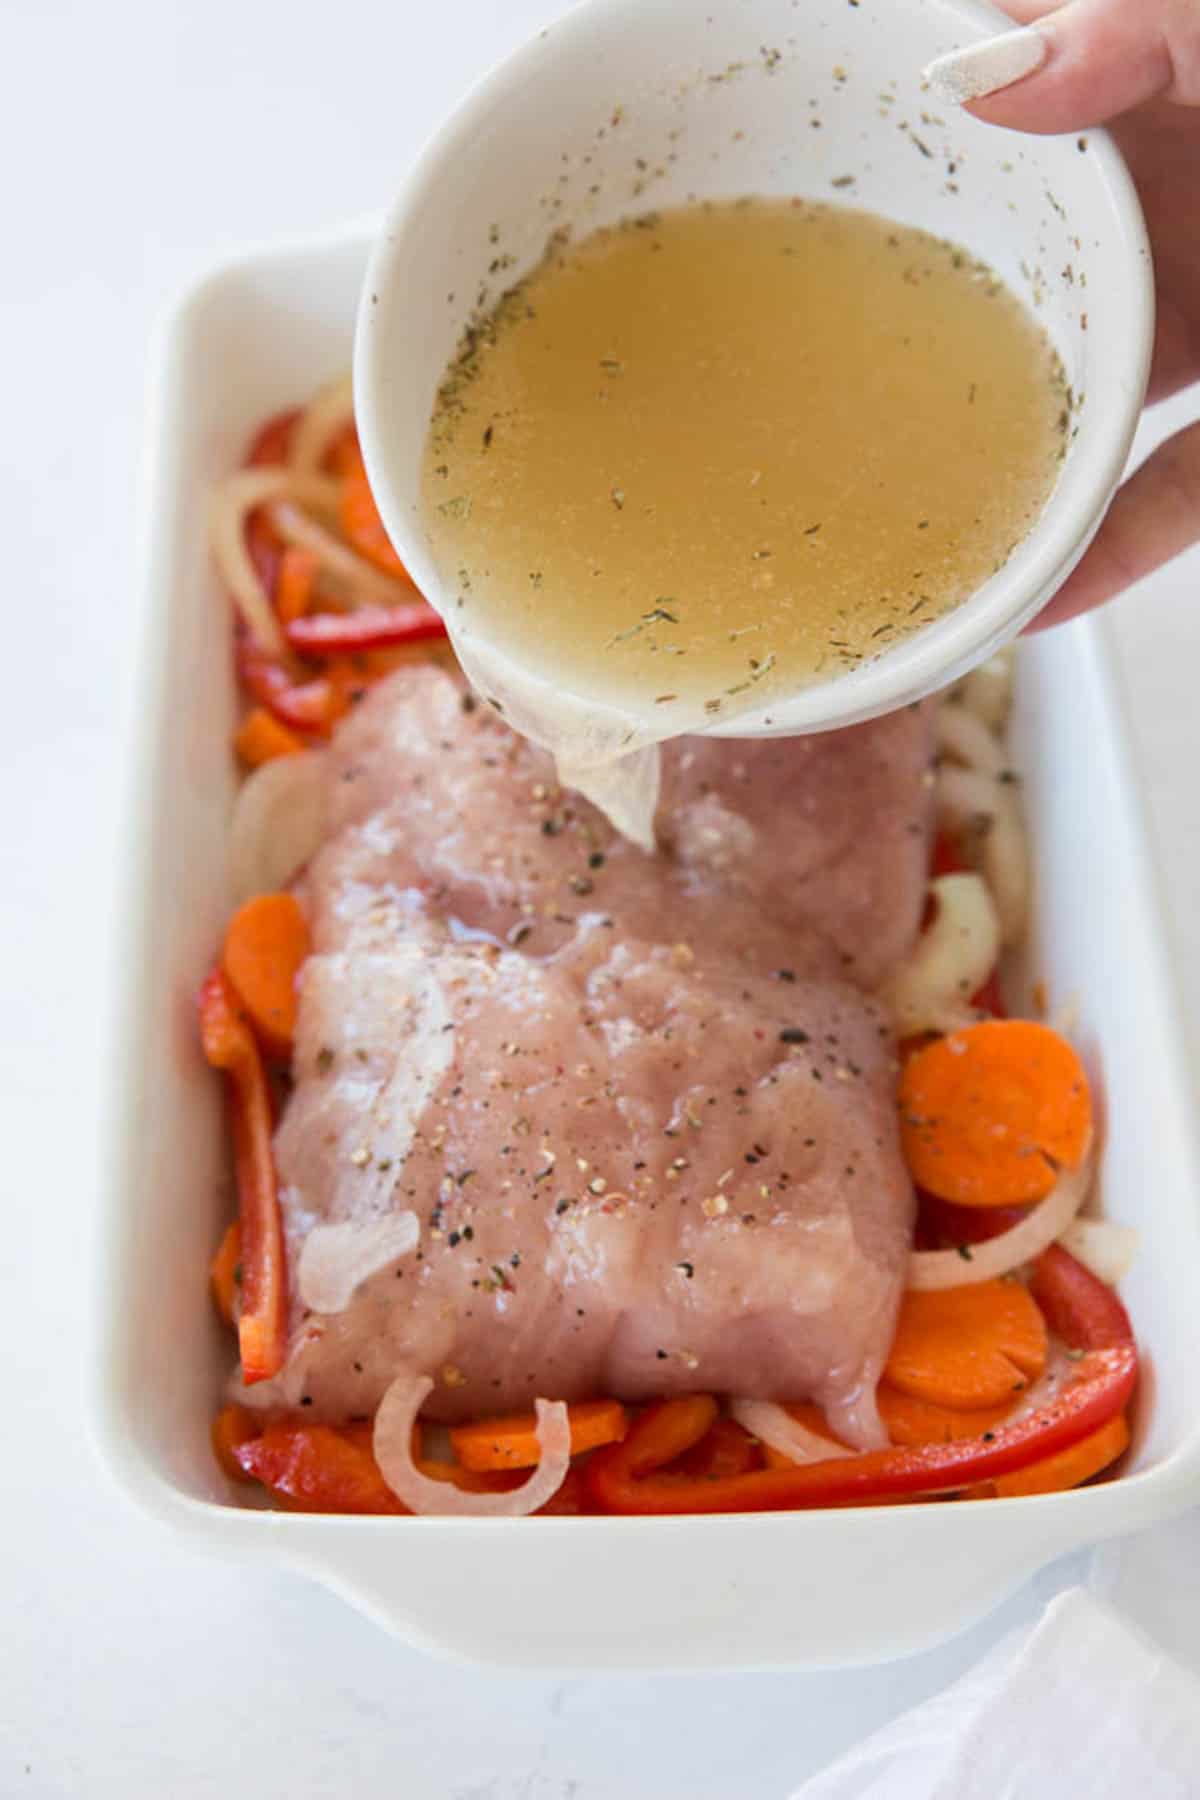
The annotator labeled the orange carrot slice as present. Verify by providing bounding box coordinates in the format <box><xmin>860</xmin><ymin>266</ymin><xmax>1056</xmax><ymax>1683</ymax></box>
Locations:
<box><xmin>210</xmin><ymin>1220</ymin><xmax>241</xmax><ymax>1327</ymax></box>
<box><xmin>221</xmin><ymin>893</ymin><xmax>310</xmax><ymax>1056</ymax></box>
<box><xmin>274</xmin><ymin>546</ymin><xmax>318</xmax><ymax>625</ymax></box>
<box><xmin>416</xmin><ymin>1459</ymin><xmax>526</xmax><ymax>1493</ymax></box>
<box><xmin>340</xmin><ymin>1421</ymin><xmax>522</xmax><ymax>1496</ymax></box>
<box><xmin>323</xmin><ymin>655</ymin><xmax>372</xmax><ymax>730</ymax></box>
<box><xmin>211</xmin><ymin>1405</ymin><xmax>260</xmax><ymax>1483</ymax></box>
<box><xmin>324</xmin><ymin>421</ymin><xmax>360</xmax><ymax>477</ymax></box>
<box><xmin>877</xmin><ymin>1382</ymin><xmax>1014</xmax><ymax>1446</ymax></box>
<box><xmin>970</xmin><ymin>1410</ymin><xmax>1130</xmax><ymax>1498</ymax></box>
<box><xmin>884</xmin><ymin>1280</ymin><xmax>1047</xmax><ymax>1410</ymax></box>
<box><xmin>759</xmin><ymin>1393</ymin><xmax>1016</xmax><ymax>1460</ymax></box>
<box><xmin>899</xmin><ymin>1019</ymin><xmax>1092</xmax><ymax>1205</ymax></box>
<box><xmin>450</xmin><ymin>1398</ymin><xmax>628</xmax><ymax>1472</ymax></box>
<box><xmin>234</xmin><ymin>707</ymin><xmax>306</xmax><ymax>767</ymax></box>
<box><xmin>339</xmin><ymin>441</ymin><xmax>410</xmax><ymax>579</ymax></box>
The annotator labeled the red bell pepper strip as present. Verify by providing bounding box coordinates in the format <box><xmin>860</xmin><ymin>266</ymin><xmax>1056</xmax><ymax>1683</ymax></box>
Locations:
<box><xmin>235</xmin><ymin>631</ymin><xmax>339</xmax><ymax>734</ymax></box>
<box><xmin>930</xmin><ymin>832</ymin><xmax>969</xmax><ymax>879</ymax></box>
<box><xmin>199</xmin><ymin>969</ymin><xmax>287</xmax><ymax>1383</ymax></box>
<box><xmin>241</xmin><ymin>409</ymin><xmax>301</xmax><ymax>600</ymax></box>
<box><xmin>915</xmin><ymin>1192</ymin><xmax>1031</xmax><ymax>1252</ymax></box>
<box><xmin>244</xmin><ymin>409</ymin><xmax>300</xmax><ymax>469</ymax></box>
<box><xmin>972</xmin><ymin>968</ymin><xmax>1007</xmax><ymax>1019</ymax></box>
<box><xmin>585</xmin><ymin>1250</ymin><xmax>1136</xmax><ymax>1515</ymax></box>
<box><xmin>1030</xmin><ymin>1243</ymin><xmax>1134</xmax><ymax>1350</ymax></box>
<box><xmin>234</xmin><ymin>1422</ymin><xmax>409</xmax><ymax>1513</ymax></box>
<box><xmin>676</xmin><ymin>1415</ymin><xmax>763</xmax><ymax>1480</ymax></box>
<box><xmin>284</xmin><ymin>601</ymin><xmax>447</xmax><ymax>658</ymax></box>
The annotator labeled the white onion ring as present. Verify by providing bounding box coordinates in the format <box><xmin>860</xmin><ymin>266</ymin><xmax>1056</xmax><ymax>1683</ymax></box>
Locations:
<box><xmin>730</xmin><ymin>1397</ymin><xmax>851</xmax><ymax>1466</ymax></box>
<box><xmin>228</xmin><ymin>749</ymin><xmax>328</xmax><ymax>905</ymax></box>
<box><xmin>265</xmin><ymin>501</ymin><xmax>416</xmax><ymax>610</ymax></box>
<box><xmin>1058</xmin><ymin>1218</ymin><xmax>1139</xmax><ymax>1286</ymax></box>
<box><xmin>884</xmin><ymin>873</ymin><xmax>1000</xmax><ymax>1037</ymax></box>
<box><xmin>907</xmin><ymin>1154</ymin><xmax>1094</xmax><ymax>1290</ymax></box>
<box><xmin>209</xmin><ymin>468</ymin><xmax>341</xmax><ymax>657</ymax></box>
<box><xmin>936</xmin><ymin>704</ymin><xmax>1008</xmax><ymax>778</ymax></box>
<box><xmin>936</xmin><ymin>764</ymin><xmax>1028</xmax><ymax>946</ymax></box>
<box><xmin>374</xmin><ymin>1375</ymin><xmax>571</xmax><ymax>1516</ymax></box>
<box><xmin>289</xmin><ymin>372</ymin><xmax>355</xmax><ymax>476</ymax></box>
<box><xmin>297</xmin><ymin>1213</ymin><xmax>420</xmax><ymax>1314</ymax></box>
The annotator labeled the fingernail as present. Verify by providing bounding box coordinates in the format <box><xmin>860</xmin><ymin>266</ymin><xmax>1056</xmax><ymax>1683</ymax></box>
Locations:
<box><xmin>923</xmin><ymin>27</ymin><xmax>1048</xmax><ymax>106</ymax></box>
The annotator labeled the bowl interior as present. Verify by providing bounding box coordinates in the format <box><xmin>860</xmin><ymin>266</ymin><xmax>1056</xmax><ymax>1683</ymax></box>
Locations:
<box><xmin>357</xmin><ymin>0</ymin><xmax>1150</xmax><ymax>737</ymax></box>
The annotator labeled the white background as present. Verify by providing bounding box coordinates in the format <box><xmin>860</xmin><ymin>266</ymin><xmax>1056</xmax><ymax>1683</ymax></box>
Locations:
<box><xmin>4</xmin><ymin>1</ymin><xmax>1199</xmax><ymax>1793</ymax></box>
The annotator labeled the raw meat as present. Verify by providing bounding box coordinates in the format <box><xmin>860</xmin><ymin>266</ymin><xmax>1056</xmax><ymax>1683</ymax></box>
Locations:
<box><xmin>238</xmin><ymin>668</ymin><xmax>933</xmax><ymax>1446</ymax></box>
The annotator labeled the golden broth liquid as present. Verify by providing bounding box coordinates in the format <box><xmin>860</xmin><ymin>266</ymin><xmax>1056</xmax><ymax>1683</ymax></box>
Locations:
<box><xmin>421</xmin><ymin>198</ymin><xmax>1067</xmax><ymax>726</ymax></box>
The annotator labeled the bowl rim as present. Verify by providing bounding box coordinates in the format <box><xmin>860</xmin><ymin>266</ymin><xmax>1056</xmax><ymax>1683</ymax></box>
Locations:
<box><xmin>353</xmin><ymin>0</ymin><xmax>1155</xmax><ymax>739</ymax></box>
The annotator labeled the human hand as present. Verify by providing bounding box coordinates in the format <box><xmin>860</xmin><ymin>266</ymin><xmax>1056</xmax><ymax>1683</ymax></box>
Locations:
<box><xmin>927</xmin><ymin>0</ymin><xmax>1200</xmax><ymax>627</ymax></box>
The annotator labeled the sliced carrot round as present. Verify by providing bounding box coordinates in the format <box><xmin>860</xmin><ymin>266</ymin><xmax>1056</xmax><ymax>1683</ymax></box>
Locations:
<box><xmin>972</xmin><ymin>1409</ymin><xmax>1130</xmax><ymax>1499</ymax></box>
<box><xmin>450</xmin><ymin>1398</ymin><xmax>628</xmax><ymax>1472</ymax></box>
<box><xmin>234</xmin><ymin>707</ymin><xmax>306</xmax><ymax>768</ymax></box>
<box><xmin>876</xmin><ymin>1383</ymin><xmax>1014</xmax><ymax>1447</ymax></box>
<box><xmin>884</xmin><ymin>1279</ymin><xmax>1048</xmax><ymax>1410</ymax></box>
<box><xmin>899</xmin><ymin>1019</ymin><xmax>1092</xmax><ymax>1205</ymax></box>
<box><xmin>274</xmin><ymin>546</ymin><xmax>318</xmax><ymax>625</ymax></box>
<box><xmin>221</xmin><ymin>892</ymin><xmax>311</xmax><ymax>1056</ymax></box>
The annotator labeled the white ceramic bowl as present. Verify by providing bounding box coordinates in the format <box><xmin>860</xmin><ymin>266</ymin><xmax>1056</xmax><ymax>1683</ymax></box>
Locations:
<box><xmin>94</xmin><ymin>222</ymin><xmax>1200</xmax><ymax>1672</ymax></box>
<box><xmin>355</xmin><ymin>0</ymin><xmax>1153</xmax><ymax>739</ymax></box>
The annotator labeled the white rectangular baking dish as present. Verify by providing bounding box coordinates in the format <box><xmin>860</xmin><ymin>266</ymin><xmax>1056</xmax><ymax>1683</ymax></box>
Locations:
<box><xmin>94</xmin><ymin>223</ymin><xmax>1200</xmax><ymax>1673</ymax></box>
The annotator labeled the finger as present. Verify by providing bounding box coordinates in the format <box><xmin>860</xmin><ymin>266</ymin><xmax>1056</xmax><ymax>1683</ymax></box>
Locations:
<box><xmin>1027</xmin><ymin>419</ymin><xmax>1200</xmax><ymax>629</ymax></box>
<box><xmin>924</xmin><ymin>0</ymin><xmax>1196</xmax><ymax>132</ymax></box>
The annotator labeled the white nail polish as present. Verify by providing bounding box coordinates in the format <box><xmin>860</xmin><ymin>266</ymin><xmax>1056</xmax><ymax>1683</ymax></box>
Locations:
<box><xmin>923</xmin><ymin>27</ymin><xmax>1048</xmax><ymax>106</ymax></box>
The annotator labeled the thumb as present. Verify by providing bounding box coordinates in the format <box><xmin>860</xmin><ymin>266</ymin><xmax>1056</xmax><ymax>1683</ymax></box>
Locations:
<box><xmin>1027</xmin><ymin>419</ymin><xmax>1200</xmax><ymax>629</ymax></box>
<box><xmin>925</xmin><ymin>0</ymin><xmax>1196</xmax><ymax>133</ymax></box>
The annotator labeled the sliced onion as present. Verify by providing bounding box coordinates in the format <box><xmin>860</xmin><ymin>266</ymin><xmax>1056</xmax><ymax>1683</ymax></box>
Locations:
<box><xmin>1050</xmin><ymin>992</ymin><xmax>1082</xmax><ymax>1039</ymax></box>
<box><xmin>297</xmin><ymin>1212</ymin><xmax>420</xmax><ymax>1314</ymax></box>
<box><xmin>265</xmin><ymin>501</ymin><xmax>417</xmax><ymax>610</ymax></box>
<box><xmin>937</xmin><ymin>764</ymin><xmax>1028</xmax><ymax>947</ymax></box>
<box><xmin>950</xmin><ymin>651</ymin><xmax>1015</xmax><ymax>731</ymax></box>
<box><xmin>228</xmin><ymin>749</ymin><xmax>328</xmax><ymax>905</ymax></box>
<box><xmin>907</xmin><ymin>1154</ymin><xmax>1094</xmax><ymax>1290</ymax></box>
<box><xmin>936</xmin><ymin>703</ymin><xmax>1008</xmax><ymax>778</ymax></box>
<box><xmin>374</xmin><ymin>1375</ymin><xmax>571</xmax><ymax>1515</ymax></box>
<box><xmin>289</xmin><ymin>371</ymin><xmax>354</xmax><ymax>476</ymax></box>
<box><xmin>730</xmin><ymin>1397</ymin><xmax>851</xmax><ymax>1465</ymax></box>
<box><xmin>209</xmin><ymin>468</ymin><xmax>341</xmax><ymax>657</ymax></box>
<box><xmin>1058</xmin><ymin>1218</ymin><xmax>1139</xmax><ymax>1286</ymax></box>
<box><xmin>883</xmin><ymin>873</ymin><xmax>1000</xmax><ymax>1037</ymax></box>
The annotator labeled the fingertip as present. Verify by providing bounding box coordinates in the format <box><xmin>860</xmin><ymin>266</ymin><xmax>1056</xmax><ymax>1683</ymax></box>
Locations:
<box><xmin>923</xmin><ymin>27</ymin><xmax>1048</xmax><ymax>111</ymax></box>
<box><xmin>926</xmin><ymin>2</ymin><xmax>1178</xmax><ymax>135</ymax></box>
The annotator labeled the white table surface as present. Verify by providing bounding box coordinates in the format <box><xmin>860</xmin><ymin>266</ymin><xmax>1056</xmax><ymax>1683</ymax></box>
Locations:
<box><xmin>4</xmin><ymin>2</ymin><xmax>1198</xmax><ymax>1793</ymax></box>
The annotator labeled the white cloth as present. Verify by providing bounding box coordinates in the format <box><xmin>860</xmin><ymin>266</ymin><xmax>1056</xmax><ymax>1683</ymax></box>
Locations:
<box><xmin>793</xmin><ymin>1589</ymin><xmax>1200</xmax><ymax>1799</ymax></box>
